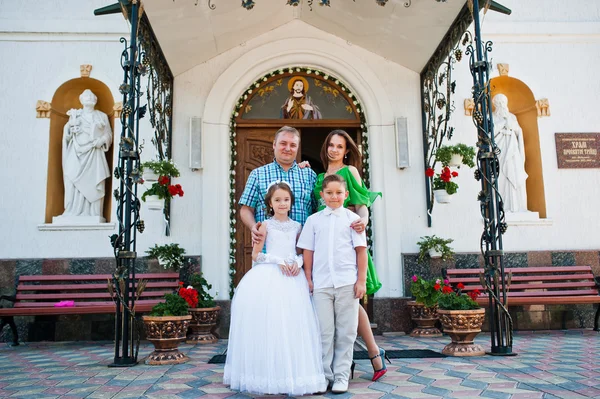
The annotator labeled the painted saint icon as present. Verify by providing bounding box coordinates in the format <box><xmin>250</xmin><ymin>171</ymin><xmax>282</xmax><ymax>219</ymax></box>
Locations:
<box><xmin>281</xmin><ymin>76</ymin><xmax>322</xmax><ymax>119</ymax></box>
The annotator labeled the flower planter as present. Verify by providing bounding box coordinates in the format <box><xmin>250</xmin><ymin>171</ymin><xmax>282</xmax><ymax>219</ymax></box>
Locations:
<box><xmin>437</xmin><ymin>308</ymin><xmax>486</xmax><ymax>356</ymax></box>
<box><xmin>186</xmin><ymin>306</ymin><xmax>221</xmax><ymax>344</ymax></box>
<box><xmin>142</xmin><ymin>315</ymin><xmax>192</xmax><ymax>365</ymax></box>
<box><xmin>433</xmin><ymin>189</ymin><xmax>452</xmax><ymax>204</ymax></box>
<box><xmin>143</xmin><ymin>171</ymin><xmax>160</xmax><ymax>182</ymax></box>
<box><xmin>449</xmin><ymin>154</ymin><xmax>463</xmax><ymax>167</ymax></box>
<box><xmin>428</xmin><ymin>249</ymin><xmax>442</xmax><ymax>258</ymax></box>
<box><xmin>145</xmin><ymin>195</ymin><xmax>164</xmax><ymax>210</ymax></box>
<box><xmin>407</xmin><ymin>301</ymin><xmax>442</xmax><ymax>337</ymax></box>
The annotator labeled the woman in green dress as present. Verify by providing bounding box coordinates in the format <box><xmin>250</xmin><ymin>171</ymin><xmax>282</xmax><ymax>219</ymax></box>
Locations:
<box><xmin>314</xmin><ymin>129</ymin><xmax>389</xmax><ymax>382</ymax></box>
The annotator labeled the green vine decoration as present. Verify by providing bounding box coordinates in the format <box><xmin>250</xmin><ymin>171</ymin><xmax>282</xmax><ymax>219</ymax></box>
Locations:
<box><xmin>228</xmin><ymin>66</ymin><xmax>372</xmax><ymax>298</ymax></box>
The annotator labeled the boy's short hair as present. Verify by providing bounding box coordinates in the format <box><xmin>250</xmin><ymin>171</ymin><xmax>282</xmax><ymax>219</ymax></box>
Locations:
<box><xmin>322</xmin><ymin>174</ymin><xmax>347</xmax><ymax>190</ymax></box>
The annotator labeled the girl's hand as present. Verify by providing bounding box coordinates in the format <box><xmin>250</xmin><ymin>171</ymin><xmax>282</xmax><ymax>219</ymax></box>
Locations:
<box><xmin>298</xmin><ymin>161</ymin><xmax>311</xmax><ymax>169</ymax></box>
<box><xmin>307</xmin><ymin>280</ymin><xmax>314</xmax><ymax>294</ymax></box>
<box><xmin>350</xmin><ymin>218</ymin><xmax>367</xmax><ymax>234</ymax></box>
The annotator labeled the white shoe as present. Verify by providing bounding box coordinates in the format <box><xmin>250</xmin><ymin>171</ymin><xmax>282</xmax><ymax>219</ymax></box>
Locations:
<box><xmin>331</xmin><ymin>379</ymin><xmax>348</xmax><ymax>394</ymax></box>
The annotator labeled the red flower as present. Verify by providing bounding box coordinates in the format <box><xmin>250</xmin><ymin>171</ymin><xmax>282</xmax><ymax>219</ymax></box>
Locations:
<box><xmin>434</xmin><ymin>283</ymin><xmax>441</xmax><ymax>291</ymax></box>
<box><xmin>467</xmin><ymin>289</ymin><xmax>481</xmax><ymax>300</ymax></box>
<box><xmin>452</xmin><ymin>171</ymin><xmax>459</xmax><ymax>177</ymax></box>
<box><xmin>178</xmin><ymin>286</ymin><xmax>199</xmax><ymax>308</ymax></box>
<box><xmin>457</xmin><ymin>282</ymin><xmax>465</xmax><ymax>290</ymax></box>
<box><xmin>442</xmin><ymin>286</ymin><xmax>453</xmax><ymax>294</ymax></box>
<box><xmin>178</xmin><ymin>281</ymin><xmax>184</xmax><ymax>286</ymax></box>
<box><xmin>139</xmin><ymin>178</ymin><xmax>145</xmax><ymax>184</ymax></box>
<box><xmin>425</xmin><ymin>168</ymin><xmax>435</xmax><ymax>177</ymax></box>
<box><xmin>175</xmin><ymin>184</ymin><xmax>184</xmax><ymax>197</ymax></box>
<box><xmin>158</xmin><ymin>175</ymin><xmax>169</xmax><ymax>185</ymax></box>
<box><xmin>168</xmin><ymin>185</ymin><xmax>179</xmax><ymax>196</ymax></box>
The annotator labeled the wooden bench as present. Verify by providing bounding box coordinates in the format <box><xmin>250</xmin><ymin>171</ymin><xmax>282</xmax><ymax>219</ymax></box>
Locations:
<box><xmin>0</xmin><ymin>272</ymin><xmax>179</xmax><ymax>344</ymax></box>
<box><xmin>442</xmin><ymin>266</ymin><xmax>600</xmax><ymax>331</ymax></box>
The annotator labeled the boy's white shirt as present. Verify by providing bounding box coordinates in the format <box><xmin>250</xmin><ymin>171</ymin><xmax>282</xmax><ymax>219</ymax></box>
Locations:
<box><xmin>297</xmin><ymin>206</ymin><xmax>367</xmax><ymax>290</ymax></box>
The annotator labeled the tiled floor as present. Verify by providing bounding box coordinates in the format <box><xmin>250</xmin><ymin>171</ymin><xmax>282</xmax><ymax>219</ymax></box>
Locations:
<box><xmin>1</xmin><ymin>330</ymin><xmax>599</xmax><ymax>398</ymax></box>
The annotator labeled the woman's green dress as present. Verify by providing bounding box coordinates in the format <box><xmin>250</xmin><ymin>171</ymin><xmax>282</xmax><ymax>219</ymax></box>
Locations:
<box><xmin>313</xmin><ymin>166</ymin><xmax>383</xmax><ymax>295</ymax></box>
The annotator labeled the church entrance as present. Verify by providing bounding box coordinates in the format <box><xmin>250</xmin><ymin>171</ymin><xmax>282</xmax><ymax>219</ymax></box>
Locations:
<box><xmin>233</xmin><ymin>126</ymin><xmax>362</xmax><ymax>286</ymax></box>
<box><xmin>230</xmin><ymin>68</ymin><xmax>366</xmax><ymax>286</ymax></box>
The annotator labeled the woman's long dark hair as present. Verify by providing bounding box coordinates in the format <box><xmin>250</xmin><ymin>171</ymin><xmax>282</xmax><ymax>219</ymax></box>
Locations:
<box><xmin>320</xmin><ymin>129</ymin><xmax>362</xmax><ymax>175</ymax></box>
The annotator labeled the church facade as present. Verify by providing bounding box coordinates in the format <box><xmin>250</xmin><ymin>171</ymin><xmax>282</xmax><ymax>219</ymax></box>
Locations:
<box><xmin>1</xmin><ymin>0</ymin><xmax>599</xmax><ymax>340</ymax></box>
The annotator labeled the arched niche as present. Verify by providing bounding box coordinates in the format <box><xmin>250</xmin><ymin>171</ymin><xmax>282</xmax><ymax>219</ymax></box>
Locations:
<box><xmin>491</xmin><ymin>76</ymin><xmax>547</xmax><ymax>218</ymax></box>
<box><xmin>45</xmin><ymin>78</ymin><xmax>115</xmax><ymax>223</ymax></box>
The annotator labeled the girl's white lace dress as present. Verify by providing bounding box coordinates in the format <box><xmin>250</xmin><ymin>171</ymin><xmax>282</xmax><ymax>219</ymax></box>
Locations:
<box><xmin>223</xmin><ymin>218</ymin><xmax>326</xmax><ymax>395</ymax></box>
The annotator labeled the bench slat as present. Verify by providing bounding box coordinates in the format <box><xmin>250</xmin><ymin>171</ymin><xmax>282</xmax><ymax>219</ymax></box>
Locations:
<box><xmin>16</xmin><ymin>290</ymin><xmax>172</xmax><ymax>300</ymax></box>
<box><xmin>17</xmin><ymin>281</ymin><xmax>178</xmax><ymax>291</ymax></box>
<box><xmin>450</xmin><ymin>274</ymin><xmax>595</xmax><ymax>283</ymax></box>
<box><xmin>0</xmin><ymin>302</ymin><xmax>160</xmax><ymax>316</ymax></box>
<box><xmin>445</xmin><ymin>266</ymin><xmax>593</xmax><ymax>274</ymax></box>
<box><xmin>476</xmin><ymin>296</ymin><xmax>600</xmax><ymax>305</ymax></box>
<box><xmin>12</xmin><ymin>300</ymin><xmax>161</xmax><ymax>308</ymax></box>
<box><xmin>462</xmin><ymin>282</ymin><xmax>597</xmax><ymax>291</ymax></box>
<box><xmin>18</xmin><ymin>273</ymin><xmax>179</xmax><ymax>282</ymax></box>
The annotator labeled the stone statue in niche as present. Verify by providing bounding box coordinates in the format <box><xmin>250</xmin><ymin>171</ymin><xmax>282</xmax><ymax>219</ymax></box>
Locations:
<box><xmin>281</xmin><ymin>76</ymin><xmax>322</xmax><ymax>119</ymax></box>
<box><xmin>53</xmin><ymin>89</ymin><xmax>112</xmax><ymax>224</ymax></box>
<box><xmin>492</xmin><ymin>94</ymin><xmax>530</xmax><ymax>214</ymax></box>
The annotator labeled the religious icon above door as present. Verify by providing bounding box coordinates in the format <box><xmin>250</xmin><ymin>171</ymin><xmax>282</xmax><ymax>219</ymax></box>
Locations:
<box><xmin>239</xmin><ymin>73</ymin><xmax>359</xmax><ymax>120</ymax></box>
<box><xmin>282</xmin><ymin>76</ymin><xmax>322</xmax><ymax>119</ymax></box>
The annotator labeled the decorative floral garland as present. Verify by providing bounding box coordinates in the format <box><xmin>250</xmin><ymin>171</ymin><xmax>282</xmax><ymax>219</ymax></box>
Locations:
<box><xmin>228</xmin><ymin>66</ymin><xmax>372</xmax><ymax>298</ymax></box>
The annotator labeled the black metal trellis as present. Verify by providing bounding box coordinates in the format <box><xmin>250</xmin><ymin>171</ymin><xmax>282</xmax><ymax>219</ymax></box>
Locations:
<box><xmin>95</xmin><ymin>0</ymin><xmax>174</xmax><ymax>366</ymax></box>
<box><xmin>467</xmin><ymin>0</ymin><xmax>515</xmax><ymax>356</ymax></box>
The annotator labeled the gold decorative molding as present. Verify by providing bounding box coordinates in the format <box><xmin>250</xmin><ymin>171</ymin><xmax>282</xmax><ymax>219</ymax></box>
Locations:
<box><xmin>80</xmin><ymin>64</ymin><xmax>93</xmax><ymax>78</ymax></box>
<box><xmin>464</xmin><ymin>98</ymin><xmax>475</xmax><ymax>116</ymax></box>
<box><xmin>497</xmin><ymin>63</ymin><xmax>509</xmax><ymax>76</ymax></box>
<box><xmin>113</xmin><ymin>102</ymin><xmax>123</xmax><ymax>118</ymax></box>
<box><xmin>36</xmin><ymin>100</ymin><xmax>51</xmax><ymax>118</ymax></box>
<box><xmin>536</xmin><ymin>98</ymin><xmax>550</xmax><ymax>117</ymax></box>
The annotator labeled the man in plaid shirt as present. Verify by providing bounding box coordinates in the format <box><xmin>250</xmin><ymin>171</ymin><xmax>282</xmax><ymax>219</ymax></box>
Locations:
<box><xmin>239</xmin><ymin>126</ymin><xmax>317</xmax><ymax>232</ymax></box>
<box><xmin>239</xmin><ymin>125</ymin><xmax>367</xmax><ymax>245</ymax></box>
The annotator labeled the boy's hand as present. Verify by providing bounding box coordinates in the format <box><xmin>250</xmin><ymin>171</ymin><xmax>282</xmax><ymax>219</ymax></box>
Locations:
<box><xmin>251</xmin><ymin>222</ymin><xmax>264</xmax><ymax>245</ymax></box>
<box><xmin>354</xmin><ymin>279</ymin><xmax>367</xmax><ymax>299</ymax></box>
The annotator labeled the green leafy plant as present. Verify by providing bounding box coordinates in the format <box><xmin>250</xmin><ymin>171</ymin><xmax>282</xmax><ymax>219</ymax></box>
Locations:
<box><xmin>434</xmin><ymin>144</ymin><xmax>476</xmax><ymax>168</ymax></box>
<box><xmin>141</xmin><ymin>159</ymin><xmax>181</xmax><ymax>178</ymax></box>
<box><xmin>189</xmin><ymin>272</ymin><xmax>216</xmax><ymax>308</ymax></box>
<box><xmin>140</xmin><ymin>160</ymin><xmax>184</xmax><ymax>202</ymax></box>
<box><xmin>146</xmin><ymin>243</ymin><xmax>186</xmax><ymax>270</ymax></box>
<box><xmin>417</xmin><ymin>235</ymin><xmax>454</xmax><ymax>264</ymax></box>
<box><xmin>437</xmin><ymin>282</ymin><xmax>481</xmax><ymax>310</ymax></box>
<box><xmin>410</xmin><ymin>275</ymin><xmax>446</xmax><ymax>307</ymax></box>
<box><xmin>149</xmin><ymin>293</ymin><xmax>189</xmax><ymax>316</ymax></box>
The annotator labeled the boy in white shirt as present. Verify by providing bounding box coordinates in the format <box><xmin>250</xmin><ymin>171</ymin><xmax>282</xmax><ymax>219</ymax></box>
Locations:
<box><xmin>297</xmin><ymin>174</ymin><xmax>368</xmax><ymax>394</ymax></box>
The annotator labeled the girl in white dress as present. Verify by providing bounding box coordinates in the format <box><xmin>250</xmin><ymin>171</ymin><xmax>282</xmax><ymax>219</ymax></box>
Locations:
<box><xmin>224</xmin><ymin>181</ymin><xmax>327</xmax><ymax>396</ymax></box>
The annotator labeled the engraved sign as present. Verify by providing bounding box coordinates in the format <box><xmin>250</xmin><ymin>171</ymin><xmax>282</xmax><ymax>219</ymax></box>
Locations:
<box><xmin>555</xmin><ymin>133</ymin><xmax>600</xmax><ymax>168</ymax></box>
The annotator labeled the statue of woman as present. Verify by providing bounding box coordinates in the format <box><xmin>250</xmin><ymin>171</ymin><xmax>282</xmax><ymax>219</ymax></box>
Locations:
<box><xmin>56</xmin><ymin>89</ymin><xmax>112</xmax><ymax>221</ymax></box>
<box><xmin>492</xmin><ymin>94</ymin><xmax>528</xmax><ymax>213</ymax></box>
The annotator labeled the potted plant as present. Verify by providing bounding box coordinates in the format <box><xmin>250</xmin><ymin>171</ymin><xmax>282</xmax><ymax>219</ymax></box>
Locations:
<box><xmin>426</xmin><ymin>166</ymin><xmax>459</xmax><ymax>203</ymax></box>
<box><xmin>437</xmin><ymin>283</ymin><xmax>485</xmax><ymax>357</ymax></box>
<box><xmin>146</xmin><ymin>243</ymin><xmax>186</xmax><ymax>270</ymax></box>
<box><xmin>417</xmin><ymin>235</ymin><xmax>454</xmax><ymax>264</ymax></box>
<box><xmin>140</xmin><ymin>160</ymin><xmax>183</xmax><ymax>210</ymax></box>
<box><xmin>185</xmin><ymin>272</ymin><xmax>221</xmax><ymax>344</ymax></box>
<box><xmin>407</xmin><ymin>275</ymin><xmax>445</xmax><ymax>337</ymax></box>
<box><xmin>141</xmin><ymin>159</ymin><xmax>180</xmax><ymax>181</ymax></box>
<box><xmin>435</xmin><ymin>144</ymin><xmax>476</xmax><ymax>168</ymax></box>
<box><xmin>142</xmin><ymin>292</ymin><xmax>192</xmax><ymax>365</ymax></box>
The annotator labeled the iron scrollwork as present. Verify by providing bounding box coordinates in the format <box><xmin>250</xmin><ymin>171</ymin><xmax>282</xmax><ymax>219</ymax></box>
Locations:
<box><xmin>466</xmin><ymin>0</ymin><xmax>513</xmax><ymax>356</ymax></box>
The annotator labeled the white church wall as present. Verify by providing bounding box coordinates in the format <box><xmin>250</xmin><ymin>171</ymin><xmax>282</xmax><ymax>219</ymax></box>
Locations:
<box><xmin>0</xmin><ymin>2</ymin><xmax>176</xmax><ymax>259</ymax></box>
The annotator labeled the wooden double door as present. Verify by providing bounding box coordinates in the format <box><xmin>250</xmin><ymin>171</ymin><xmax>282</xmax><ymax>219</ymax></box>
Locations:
<box><xmin>233</xmin><ymin>126</ymin><xmax>361</xmax><ymax>286</ymax></box>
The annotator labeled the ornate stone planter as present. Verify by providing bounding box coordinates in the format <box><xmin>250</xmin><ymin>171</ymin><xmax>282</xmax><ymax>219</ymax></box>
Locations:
<box><xmin>142</xmin><ymin>315</ymin><xmax>192</xmax><ymax>365</ymax></box>
<box><xmin>437</xmin><ymin>308</ymin><xmax>486</xmax><ymax>356</ymax></box>
<box><xmin>407</xmin><ymin>301</ymin><xmax>442</xmax><ymax>337</ymax></box>
<box><xmin>187</xmin><ymin>306</ymin><xmax>221</xmax><ymax>344</ymax></box>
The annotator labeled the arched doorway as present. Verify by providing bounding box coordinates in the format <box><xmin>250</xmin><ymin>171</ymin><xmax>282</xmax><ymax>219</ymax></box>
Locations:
<box><xmin>231</xmin><ymin>68</ymin><xmax>366</xmax><ymax>285</ymax></box>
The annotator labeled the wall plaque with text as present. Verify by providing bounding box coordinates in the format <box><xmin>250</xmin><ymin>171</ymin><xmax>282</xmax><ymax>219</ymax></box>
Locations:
<box><xmin>555</xmin><ymin>133</ymin><xmax>600</xmax><ymax>168</ymax></box>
